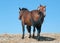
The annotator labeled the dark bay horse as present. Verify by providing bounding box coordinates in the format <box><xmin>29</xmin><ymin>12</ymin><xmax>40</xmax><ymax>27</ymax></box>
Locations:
<box><xmin>31</xmin><ymin>5</ymin><xmax>46</xmax><ymax>40</ymax></box>
<box><xmin>19</xmin><ymin>8</ymin><xmax>32</xmax><ymax>38</ymax></box>
<box><xmin>19</xmin><ymin>5</ymin><xmax>46</xmax><ymax>40</ymax></box>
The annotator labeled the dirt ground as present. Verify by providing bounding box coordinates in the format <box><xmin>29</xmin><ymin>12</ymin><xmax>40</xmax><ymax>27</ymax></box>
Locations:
<box><xmin>0</xmin><ymin>33</ymin><xmax>60</xmax><ymax>43</ymax></box>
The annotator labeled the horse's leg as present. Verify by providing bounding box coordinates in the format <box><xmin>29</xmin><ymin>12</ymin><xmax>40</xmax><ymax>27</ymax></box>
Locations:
<box><xmin>27</xmin><ymin>26</ymin><xmax>31</xmax><ymax>38</ymax></box>
<box><xmin>37</xmin><ymin>25</ymin><xmax>41</xmax><ymax>40</ymax></box>
<box><xmin>29</xmin><ymin>26</ymin><xmax>31</xmax><ymax>38</ymax></box>
<box><xmin>22</xmin><ymin>23</ymin><xmax>25</xmax><ymax>39</ymax></box>
<box><xmin>33</xmin><ymin>26</ymin><xmax>35</xmax><ymax>38</ymax></box>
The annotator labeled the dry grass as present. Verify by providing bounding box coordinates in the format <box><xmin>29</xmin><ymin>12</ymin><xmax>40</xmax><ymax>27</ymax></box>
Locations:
<box><xmin>0</xmin><ymin>33</ymin><xmax>60</xmax><ymax>43</ymax></box>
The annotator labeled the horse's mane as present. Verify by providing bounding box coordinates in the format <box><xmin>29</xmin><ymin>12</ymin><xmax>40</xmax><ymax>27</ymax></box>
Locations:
<box><xmin>22</xmin><ymin>8</ymin><xmax>28</xmax><ymax>11</ymax></box>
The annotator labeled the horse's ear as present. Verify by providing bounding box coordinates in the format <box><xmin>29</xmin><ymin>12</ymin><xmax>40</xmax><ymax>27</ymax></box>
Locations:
<box><xmin>19</xmin><ymin>8</ymin><xmax>21</xmax><ymax>10</ymax></box>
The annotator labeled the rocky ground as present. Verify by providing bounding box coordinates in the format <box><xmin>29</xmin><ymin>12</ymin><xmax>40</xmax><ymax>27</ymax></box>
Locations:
<box><xmin>0</xmin><ymin>33</ymin><xmax>60</xmax><ymax>43</ymax></box>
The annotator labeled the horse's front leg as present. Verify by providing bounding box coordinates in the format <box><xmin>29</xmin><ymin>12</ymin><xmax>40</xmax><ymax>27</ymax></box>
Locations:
<box><xmin>37</xmin><ymin>25</ymin><xmax>41</xmax><ymax>41</ymax></box>
<box><xmin>22</xmin><ymin>23</ymin><xmax>25</xmax><ymax>39</ymax></box>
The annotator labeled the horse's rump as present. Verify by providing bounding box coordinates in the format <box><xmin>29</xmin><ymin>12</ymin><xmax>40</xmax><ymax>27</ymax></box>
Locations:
<box><xmin>20</xmin><ymin>10</ymin><xmax>32</xmax><ymax>26</ymax></box>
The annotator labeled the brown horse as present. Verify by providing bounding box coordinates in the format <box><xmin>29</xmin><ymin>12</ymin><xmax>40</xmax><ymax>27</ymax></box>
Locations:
<box><xmin>19</xmin><ymin>5</ymin><xmax>46</xmax><ymax>40</ymax></box>
<box><xmin>19</xmin><ymin>8</ymin><xmax>32</xmax><ymax>39</ymax></box>
<box><xmin>31</xmin><ymin>5</ymin><xmax>46</xmax><ymax>40</ymax></box>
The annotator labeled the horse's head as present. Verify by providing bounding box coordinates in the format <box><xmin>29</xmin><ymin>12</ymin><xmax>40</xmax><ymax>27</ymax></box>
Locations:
<box><xmin>38</xmin><ymin>5</ymin><xmax>46</xmax><ymax>17</ymax></box>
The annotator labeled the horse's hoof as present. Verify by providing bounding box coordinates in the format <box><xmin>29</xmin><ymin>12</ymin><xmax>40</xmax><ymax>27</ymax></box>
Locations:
<box><xmin>22</xmin><ymin>37</ymin><xmax>24</xmax><ymax>39</ymax></box>
<box><xmin>29</xmin><ymin>36</ymin><xmax>31</xmax><ymax>38</ymax></box>
<box><xmin>32</xmin><ymin>35</ymin><xmax>35</xmax><ymax>38</ymax></box>
<box><xmin>32</xmin><ymin>36</ymin><xmax>34</xmax><ymax>38</ymax></box>
<box><xmin>37</xmin><ymin>38</ymin><xmax>40</xmax><ymax>41</ymax></box>
<box><xmin>28</xmin><ymin>35</ymin><xmax>31</xmax><ymax>38</ymax></box>
<box><xmin>37</xmin><ymin>36</ymin><xmax>40</xmax><ymax>41</ymax></box>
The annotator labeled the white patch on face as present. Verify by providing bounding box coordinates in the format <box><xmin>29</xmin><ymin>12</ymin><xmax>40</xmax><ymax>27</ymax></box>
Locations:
<box><xmin>44</xmin><ymin>8</ymin><xmax>46</xmax><ymax>11</ymax></box>
<box><xmin>38</xmin><ymin>8</ymin><xmax>39</xmax><ymax>10</ymax></box>
<box><xmin>37</xmin><ymin>7</ymin><xmax>40</xmax><ymax>10</ymax></box>
<box><xmin>44</xmin><ymin>12</ymin><xmax>46</xmax><ymax>16</ymax></box>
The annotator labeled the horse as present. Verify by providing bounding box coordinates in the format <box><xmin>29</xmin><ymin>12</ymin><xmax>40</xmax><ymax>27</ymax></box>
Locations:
<box><xmin>19</xmin><ymin>5</ymin><xmax>46</xmax><ymax>40</ymax></box>
<box><xmin>30</xmin><ymin>5</ymin><xmax>46</xmax><ymax>40</ymax></box>
<box><xmin>19</xmin><ymin>8</ymin><xmax>32</xmax><ymax>39</ymax></box>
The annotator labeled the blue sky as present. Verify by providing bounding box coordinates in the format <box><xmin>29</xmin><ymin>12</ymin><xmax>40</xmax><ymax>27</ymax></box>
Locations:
<box><xmin>0</xmin><ymin>0</ymin><xmax>60</xmax><ymax>34</ymax></box>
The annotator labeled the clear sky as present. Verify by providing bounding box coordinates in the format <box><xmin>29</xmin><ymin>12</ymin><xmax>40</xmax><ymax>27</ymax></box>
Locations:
<box><xmin>0</xmin><ymin>0</ymin><xmax>60</xmax><ymax>34</ymax></box>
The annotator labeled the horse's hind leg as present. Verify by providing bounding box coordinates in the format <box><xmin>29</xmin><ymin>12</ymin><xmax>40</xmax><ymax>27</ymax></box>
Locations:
<box><xmin>22</xmin><ymin>24</ymin><xmax>25</xmax><ymax>39</ymax></box>
<box><xmin>33</xmin><ymin>26</ymin><xmax>35</xmax><ymax>38</ymax></box>
<box><xmin>27</xmin><ymin>26</ymin><xmax>31</xmax><ymax>38</ymax></box>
